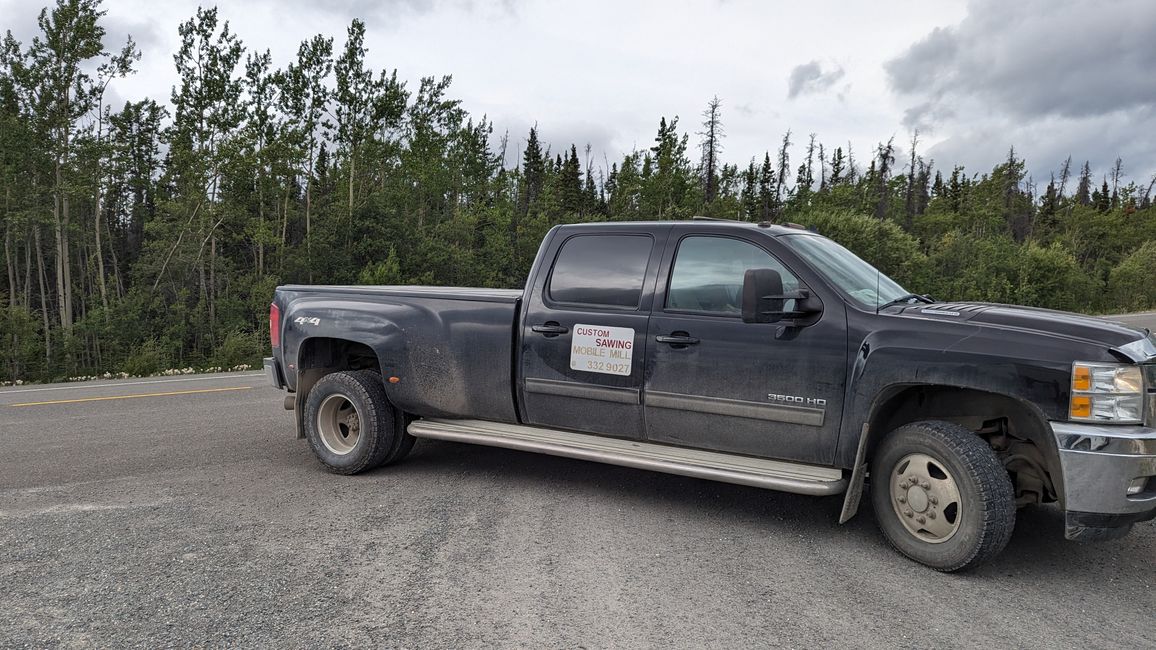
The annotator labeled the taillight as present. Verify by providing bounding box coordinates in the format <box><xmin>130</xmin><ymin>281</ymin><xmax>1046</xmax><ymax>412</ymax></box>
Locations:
<box><xmin>269</xmin><ymin>303</ymin><xmax>281</xmax><ymax>349</ymax></box>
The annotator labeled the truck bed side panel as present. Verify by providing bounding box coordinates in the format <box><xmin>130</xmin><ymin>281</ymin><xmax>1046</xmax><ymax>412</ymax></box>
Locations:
<box><xmin>278</xmin><ymin>287</ymin><xmax>520</xmax><ymax>423</ymax></box>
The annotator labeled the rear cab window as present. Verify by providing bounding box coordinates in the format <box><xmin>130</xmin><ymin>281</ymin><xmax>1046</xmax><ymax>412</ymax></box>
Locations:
<box><xmin>547</xmin><ymin>234</ymin><xmax>654</xmax><ymax>309</ymax></box>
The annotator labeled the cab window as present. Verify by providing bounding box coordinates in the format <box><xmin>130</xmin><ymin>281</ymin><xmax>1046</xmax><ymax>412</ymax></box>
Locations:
<box><xmin>666</xmin><ymin>236</ymin><xmax>799</xmax><ymax>315</ymax></box>
<box><xmin>547</xmin><ymin>234</ymin><xmax>653</xmax><ymax>309</ymax></box>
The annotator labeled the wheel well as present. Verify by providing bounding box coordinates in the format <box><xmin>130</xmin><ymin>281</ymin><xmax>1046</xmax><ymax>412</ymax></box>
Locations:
<box><xmin>293</xmin><ymin>337</ymin><xmax>382</xmax><ymax>439</ymax></box>
<box><xmin>867</xmin><ymin>385</ymin><xmax>1061</xmax><ymax>505</ymax></box>
<box><xmin>298</xmin><ymin>337</ymin><xmax>380</xmax><ymax>374</ymax></box>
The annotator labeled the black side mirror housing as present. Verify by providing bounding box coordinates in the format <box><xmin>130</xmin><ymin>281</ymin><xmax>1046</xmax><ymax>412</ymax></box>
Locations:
<box><xmin>742</xmin><ymin>268</ymin><xmax>784</xmax><ymax>323</ymax></box>
<box><xmin>742</xmin><ymin>268</ymin><xmax>824</xmax><ymax>325</ymax></box>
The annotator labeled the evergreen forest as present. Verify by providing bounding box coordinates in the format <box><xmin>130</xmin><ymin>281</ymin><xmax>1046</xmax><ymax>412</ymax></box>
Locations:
<box><xmin>3</xmin><ymin>1</ymin><xmax>1156</xmax><ymax>382</ymax></box>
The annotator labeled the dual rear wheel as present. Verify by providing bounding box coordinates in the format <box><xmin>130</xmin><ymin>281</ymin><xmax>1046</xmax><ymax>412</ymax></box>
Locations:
<box><xmin>303</xmin><ymin>370</ymin><xmax>414</xmax><ymax>475</ymax></box>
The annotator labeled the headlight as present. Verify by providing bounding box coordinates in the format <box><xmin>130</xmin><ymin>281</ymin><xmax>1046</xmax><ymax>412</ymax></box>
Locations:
<box><xmin>1070</xmin><ymin>362</ymin><xmax>1143</xmax><ymax>423</ymax></box>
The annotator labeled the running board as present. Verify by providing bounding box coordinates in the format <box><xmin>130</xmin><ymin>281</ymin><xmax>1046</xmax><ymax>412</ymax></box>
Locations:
<box><xmin>407</xmin><ymin>418</ymin><xmax>847</xmax><ymax>496</ymax></box>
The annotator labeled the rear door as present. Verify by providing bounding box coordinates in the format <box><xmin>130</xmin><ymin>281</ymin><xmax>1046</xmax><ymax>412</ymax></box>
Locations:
<box><xmin>642</xmin><ymin>227</ymin><xmax>848</xmax><ymax>465</ymax></box>
<box><xmin>518</xmin><ymin>226</ymin><xmax>668</xmax><ymax>439</ymax></box>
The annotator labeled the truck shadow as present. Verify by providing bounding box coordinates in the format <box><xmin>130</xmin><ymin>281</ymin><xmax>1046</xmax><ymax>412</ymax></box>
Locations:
<box><xmin>395</xmin><ymin>439</ymin><xmax>1154</xmax><ymax>580</ymax></box>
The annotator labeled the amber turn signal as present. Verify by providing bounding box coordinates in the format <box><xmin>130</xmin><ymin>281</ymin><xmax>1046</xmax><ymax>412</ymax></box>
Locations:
<box><xmin>1072</xmin><ymin>365</ymin><xmax>1091</xmax><ymax>391</ymax></box>
<box><xmin>1069</xmin><ymin>395</ymin><xmax>1092</xmax><ymax>419</ymax></box>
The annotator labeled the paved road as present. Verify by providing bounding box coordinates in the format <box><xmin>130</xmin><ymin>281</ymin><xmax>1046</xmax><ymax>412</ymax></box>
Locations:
<box><xmin>1</xmin><ymin>372</ymin><xmax>1153</xmax><ymax>648</ymax></box>
<box><xmin>1104</xmin><ymin>310</ymin><xmax>1156</xmax><ymax>332</ymax></box>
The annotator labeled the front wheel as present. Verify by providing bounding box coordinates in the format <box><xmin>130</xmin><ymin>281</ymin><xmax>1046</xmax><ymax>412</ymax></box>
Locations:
<box><xmin>870</xmin><ymin>420</ymin><xmax>1015</xmax><ymax>572</ymax></box>
<box><xmin>303</xmin><ymin>370</ymin><xmax>414</xmax><ymax>474</ymax></box>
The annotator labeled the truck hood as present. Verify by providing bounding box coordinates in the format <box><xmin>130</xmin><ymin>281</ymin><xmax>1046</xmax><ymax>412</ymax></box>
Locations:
<box><xmin>894</xmin><ymin>302</ymin><xmax>1152</xmax><ymax>353</ymax></box>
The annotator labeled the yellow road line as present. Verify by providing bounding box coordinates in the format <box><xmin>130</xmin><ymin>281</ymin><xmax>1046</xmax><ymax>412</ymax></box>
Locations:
<box><xmin>6</xmin><ymin>386</ymin><xmax>254</xmax><ymax>408</ymax></box>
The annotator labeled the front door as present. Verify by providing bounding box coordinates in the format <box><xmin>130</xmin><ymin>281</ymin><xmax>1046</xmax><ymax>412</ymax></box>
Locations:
<box><xmin>643</xmin><ymin>232</ymin><xmax>848</xmax><ymax>465</ymax></box>
<box><xmin>519</xmin><ymin>229</ymin><xmax>667</xmax><ymax>439</ymax></box>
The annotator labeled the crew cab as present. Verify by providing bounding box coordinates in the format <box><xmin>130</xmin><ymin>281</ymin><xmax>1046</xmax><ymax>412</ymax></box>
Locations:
<box><xmin>264</xmin><ymin>219</ymin><xmax>1156</xmax><ymax>571</ymax></box>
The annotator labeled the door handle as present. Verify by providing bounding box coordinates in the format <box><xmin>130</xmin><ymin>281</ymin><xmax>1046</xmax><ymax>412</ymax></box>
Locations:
<box><xmin>532</xmin><ymin>323</ymin><xmax>569</xmax><ymax>336</ymax></box>
<box><xmin>656</xmin><ymin>334</ymin><xmax>700</xmax><ymax>345</ymax></box>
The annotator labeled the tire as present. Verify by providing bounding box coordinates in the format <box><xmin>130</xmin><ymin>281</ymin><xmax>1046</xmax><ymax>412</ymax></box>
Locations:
<box><xmin>302</xmin><ymin>370</ymin><xmax>414</xmax><ymax>474</ymax></box>
<box><xmin>870</xmin><ymin>420</ymin><xmax>1015</xmax><ymax>572</ymax></box>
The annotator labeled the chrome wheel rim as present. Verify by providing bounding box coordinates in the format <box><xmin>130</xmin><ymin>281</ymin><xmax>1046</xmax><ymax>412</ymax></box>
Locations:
<box><xmin>889</xmin><ymin>453</ymin><xmax>962</xmax><ymax>544</ymax></box>
<box><xmin>317</xmin><ymin>394</ymin><xmax>362</xmax><ymax>455</ymax></box>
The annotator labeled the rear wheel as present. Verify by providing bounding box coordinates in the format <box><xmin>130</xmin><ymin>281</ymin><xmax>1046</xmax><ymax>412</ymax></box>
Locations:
<box><xmin>303</xmin><ymin>370</ymin><xmax>414</xmax><ymax>474</ymax></box>
<box><xmin>870</xmin><ymin>420</ymin><xmax>1015</xmax><ymax>572</ymax></box>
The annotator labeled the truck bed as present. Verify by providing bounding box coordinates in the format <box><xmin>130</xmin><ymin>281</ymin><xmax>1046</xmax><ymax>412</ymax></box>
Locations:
<box><xmin>275</xmin><ymin>284</ymin><xmax>523</xmax><ymax>423</ymax></box>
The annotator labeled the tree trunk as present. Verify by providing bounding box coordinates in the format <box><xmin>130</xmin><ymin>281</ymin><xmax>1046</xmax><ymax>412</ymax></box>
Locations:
<box><xmin>78</xmin><ymin>244</ymin><xmax>88</xmax><ymax>322</ymax></box>
<box><xmin>305</xmin><ymin>173</ymin><xmax>312</xmax><ymax>283</ymax></box>
<box><xmin>198</xmin><ymin>252</ymin><xmax>207</xmax><ymax>312</ymax></box>
<box><xmin>62</xmin><ymin>192</ymin><xmax>72</xmax><ymax>327</ymax></box>
<box><xmin>53</xmin><ymin>158</ymin><xmax>70</xmax><ymax>329</ymax></box>
<box><xmin>94</xmin><ymin>186</ymin><xmax>108</xmax><ymax>310</ymax></box>
<box><xmin>209</xmin><ymin>235</ymin><xmax>216</xmax><ymax>323</ymax></box>
<box><xmin>257</xmin><ymin>173</ymin><xmax>265</xmax><ymax>275</ymax></box>
<box><xmin>24</xmin><ymin>232</ymin><xmax>33</xmax><ymax>309</ymax></box>
<box><xmin>34</xmin><ymin>226</ymin><xmax>51</xmax><ymax>361</ymax></box>
<box><xmin>198</xmin><ymin>204</ymin><xmax>207</xmax><ymax>314</ymax></box>
<box><xmin>3</xmin><ymin>227</ymin><xmax>14</xmax><ymax>310</ymax></box>
<box><xmin>4</xmin><ymin>190</ymin><xmax>15</xmax><ymax>308</ymax></box>
<box><xmin>105</xmin><ymin>212</ymin><xmax>124</xmax><ymax>298</ymax></box>
<box><xmin>280</xmin><ymin>189</ymin><xmax>289</xmax><ymax>271</ymax></box>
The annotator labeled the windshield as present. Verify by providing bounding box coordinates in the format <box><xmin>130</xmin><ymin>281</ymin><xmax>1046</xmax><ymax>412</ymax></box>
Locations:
<box><xmin>783</xmin><ymin>234</ymin><xmax>911</xmax><ymax>309</ymax></box>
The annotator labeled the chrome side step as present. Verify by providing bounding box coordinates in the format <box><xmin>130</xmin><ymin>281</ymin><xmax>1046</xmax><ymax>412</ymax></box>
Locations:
<box><xmin>407</xmin><ymin>418</ymin><xmax>847</xmax><ymax>496</ymax></box>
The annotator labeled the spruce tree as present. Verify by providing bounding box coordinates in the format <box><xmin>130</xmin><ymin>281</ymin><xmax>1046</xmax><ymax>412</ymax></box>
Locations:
<box><xmin>757</xmin><ymin>152</ymin><xmax>774</xmax><ymax>221</ymax></box>
<box><xmin>740</xmin><ymin>161</ymin><xmax>758</xmax><ymax>220</ymax></box>
<box><xmin>829</xmin><ymin>147</ymin><xmax>845</xmax><ymax>186</ymax></box>
<box><xmin>1075</xmin><ymin>161</ymin><xmax>1092</xmax><ymax>205</ymax></box>
<box><xmin>561</xmin><ymin>144</ymin><xmax>582</xmax><ymax>215</ymax></box>
<box><xmin>903</xmin><ymin>132</ymin><xmax>919</xmax><ymax>229</ymax></box>
<box><xmin>519</xmin><ymin>126</ymin><xmax>544</xmax><ymax>217</ymax></box>
<box><xmin>773</xmin><ymin>131</ymin><xmax>791</xmax><ymax>219</ymax></box>
<box><xmin>1097</xmin><ymin>179</ymin><xmax>1111</xmax><ymax>213</ymax></box>
<box><xmin>699</xmin><ymin>95</ymin><xmax>723</xmax><ymax>205</ymax></box>
<box><xmin>873</xmin><ymin>138</ymin><xmax>895</xmax><ymax>220</ymax></box>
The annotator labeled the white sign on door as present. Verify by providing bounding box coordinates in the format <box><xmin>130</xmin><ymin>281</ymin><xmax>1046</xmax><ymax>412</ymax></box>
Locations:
<box><xmin>570</xmin><ymin>324</ymin><xmax>635</xmax><ymax>376</ymax></box>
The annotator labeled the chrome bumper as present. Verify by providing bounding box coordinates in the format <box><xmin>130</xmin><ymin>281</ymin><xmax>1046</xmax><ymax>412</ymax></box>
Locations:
<box><xmin>263</xmin><ymin>357</ymin><xmax>285</xmax><ymax>390</ymax></box>
<box><xmin>1051</xmin><ymin>421</ymin><xmax>1156</xmax><ymax>540</ymax></box>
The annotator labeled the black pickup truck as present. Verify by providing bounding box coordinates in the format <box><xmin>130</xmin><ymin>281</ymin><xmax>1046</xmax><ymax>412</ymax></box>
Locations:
<box><xmin>265</xmin><ymin>219</ymin><xmax>1156</xmax><ymax>571</ymax></box>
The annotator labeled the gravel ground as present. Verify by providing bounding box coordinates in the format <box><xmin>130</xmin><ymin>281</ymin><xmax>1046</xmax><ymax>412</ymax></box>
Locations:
<box><xmin>1</xmin><ymin>372</ymin><xmax>1153</xmax><ymax>648</ymax></box>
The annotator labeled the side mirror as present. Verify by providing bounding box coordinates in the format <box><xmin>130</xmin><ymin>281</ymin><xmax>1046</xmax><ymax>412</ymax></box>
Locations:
<box><xmin>742</xmin><ymin>268</ymin><xmax>824</xmax><ymax>325</ymax></box>
<box><xmin>742</xmin><ymin>268</ymin><xmax>784</xmax><ymax>323</ymax></box>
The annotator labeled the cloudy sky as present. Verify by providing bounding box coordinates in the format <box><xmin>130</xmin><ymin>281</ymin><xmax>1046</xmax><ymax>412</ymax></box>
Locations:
<box><xmin>4</xmin><ymin>0</ymin><xmax>1155</xmax><ymax>184</ymax></box>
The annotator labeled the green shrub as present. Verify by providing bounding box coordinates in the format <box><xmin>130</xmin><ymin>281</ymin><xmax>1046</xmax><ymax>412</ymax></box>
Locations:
<box><xmin>925</xmin><ymin>232</ymin><xmax>1018</xmax><ymax>304</ymax></box>
<box><xmin>0</xmin><ymin>307</ymin><xmax>44</xmax><ymax>382</ymax></box>
<box><xmin>1108</xmin><ymin>242</ymin><xmax>1156</xmax><ymax>313</ymax></box>
<box><xmin>121</xmin><ymin>339</ymin><xmax>170</xmax><ymax>377</ymax></box>
<box><xmin>1014</xmin><ymin>242</ymin><xmax>1097</xmax><ymax>312</ymax></box>
<box><xmin>357</xmin><ymin>246</ymin><xmax>403</xmax><ymax>285</ymax></box>
<box><xmin>211</xmin><ymin>330</ymin><xmax>262</xmax><ymax>369</ymax></box>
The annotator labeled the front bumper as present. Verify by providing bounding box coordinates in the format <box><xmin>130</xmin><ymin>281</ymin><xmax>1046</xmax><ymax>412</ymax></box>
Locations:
<box><xmin>264</xmin><ymin>356</ymin><xmax>285</xmax><ymax>390</ymax></box>
<box><xmin>1051</xmin><ymin>421</ymin><xmax>1156</xmax><ymax>541</ymax></box>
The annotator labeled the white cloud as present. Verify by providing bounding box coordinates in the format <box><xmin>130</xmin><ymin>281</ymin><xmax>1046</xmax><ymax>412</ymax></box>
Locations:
<box><xmin>0</xmin><ymin>0</ymin><xmax>980</xmax><ymax>174</ymax></box>
<box><xmin>787</xmin><ymin>61</ymin><xmax>845</xmax><ymax>99</ymax></box>
<box><xmin>888</xmin><ymin>0</ymin><xmax>1156</xmax><ymax>179</ymax></box>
